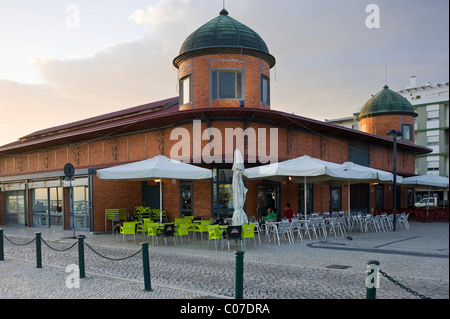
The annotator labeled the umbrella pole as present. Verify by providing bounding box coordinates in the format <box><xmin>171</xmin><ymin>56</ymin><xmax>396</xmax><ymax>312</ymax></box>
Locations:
<box><xmin>348</xmin><ymin>179</ymin><xmax>350</xmax><ymax>215</ymax></box>
<box><xmin>304</xmin><ymin>176</ymin><xmax>307</xmax><ymax>220</ymax></box>
<box><xmin>160</xmin><ymin>179</ymin><xmax>163</xmax><ymax>223</ymax></box>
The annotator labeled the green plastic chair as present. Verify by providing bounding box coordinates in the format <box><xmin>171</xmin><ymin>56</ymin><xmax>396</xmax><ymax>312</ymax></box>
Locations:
<box><xmin>120</xmin><ymin>222</ymin><xmax>136</xmax><ymax>243</ymax></box>
<box><xmin>146</xmin><ymin>222</ymin><xmax>159</xmax><ymax>246</ymax></box>
<box><xmin>135</xmin><ymin>222</ymin><xmax>145</xmax><ymax>240</ymax></box>
<box><xmin>175</xmin><ymin>223</ymin><xmax>191</xmax><ymax>245</ymax></box>
<box><xmin>242</xmin><ymin>224</ymin><xmax>256</xmax><ymax>249</ymax></box>
<box><xmin>207</xmin><ymin>225</ymin><xmax>223</xmax><ymax>250</ymax></box>
<box><xmin>194</xmin><ymin>220</ymin><xmax>212</xmax><ymax>240</ymax></box>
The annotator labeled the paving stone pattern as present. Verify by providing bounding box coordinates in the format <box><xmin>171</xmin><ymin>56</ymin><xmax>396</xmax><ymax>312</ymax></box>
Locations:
<box><xmin>0</xmin><ymin>222</ymin><xmax>448</xmax><ymax>299</ymax></box>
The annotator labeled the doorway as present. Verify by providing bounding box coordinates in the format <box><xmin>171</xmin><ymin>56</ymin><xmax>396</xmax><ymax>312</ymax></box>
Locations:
<box><xmin>142</xmin><ymin>183</ymin><xmax>161</xmax><ymax>209</ymax></box>
<box><xmin>70</xmin><ymin>186</ymin><xmax>90</xmax><ymax>231</ymax></box>
<box><xmin>179</xmin><ymin>181</ymin><xmax>193</xmax><ymax>217</ymax></box>
<box><xmin>257</xmin><ymin>182</ymin><xmax>280</xmax><ymax>220</ymax></box>
<box><xmin>31</xmin><ymin>187</ymin><xmax>63</xmax><ymax>228</ymax></box>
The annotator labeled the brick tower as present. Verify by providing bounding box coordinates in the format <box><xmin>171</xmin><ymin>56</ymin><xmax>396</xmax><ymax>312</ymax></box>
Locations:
<box><xmin>173</xmin><ymin>9</ymin><xmax>276</xmax><ymax>110</ymax></box>
<box><xmin>357</xmin><ymin>85</ymin><xmax>418</xmax><ymax>143</ymax></box>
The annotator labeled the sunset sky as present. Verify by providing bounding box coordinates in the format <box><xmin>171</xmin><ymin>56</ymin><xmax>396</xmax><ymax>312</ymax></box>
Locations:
<box><xmin>0</xmin><ymin>0</ymin><xmax>448</xmax><ymax>147</ymax></box>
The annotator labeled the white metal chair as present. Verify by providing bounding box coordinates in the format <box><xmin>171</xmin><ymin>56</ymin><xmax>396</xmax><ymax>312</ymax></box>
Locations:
<box><xmin>266</xmin><ymin>222</ymin><xmax>280</xmax><ymax>245</ymax></box>
<box><xmin>277</xmin><ymin>222</ymin><xmax>293</xmax><ymax>244</ymax></box>
<box><xmin>364</xmin><ymin>214</ymin><xmax>378</xmax><ymax>232</ymax></box>
<box><xmin>397</xmin><ymin>213</ymin><xmax>410</xmax><ymax>230</ymax></box>
<box><xmin>290</xmin><ymin>219</ymin><xmax>301</xmax><ymax>241</ymax></box>
<box><xmin>311</xmin><ymin>217</ymin><xmax>327</xmax><ymax>238</ymax></box>
<box><xmin>374</xmin><ymin>215</ymin><xmax>386</xmax><ymax>232</ymax></box>
<box><xmin>325</xmin><ymin>217</ymin><xmax>337</xmax><ymax>237</ymax></box>
<box><xmin>298</xmin><ymin>219</ymin><xmax>312</xmax><ymax>241</ymax></box>
<box><xmin>249</xmin><ymin>220</ymin><xmax>262</xmax><ymax>244</ymax></box>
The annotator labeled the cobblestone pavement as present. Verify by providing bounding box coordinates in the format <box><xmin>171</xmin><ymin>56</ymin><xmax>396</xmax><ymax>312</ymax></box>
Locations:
<box><xmin>1</xmin><ymin>221</ymin><xmax>448</xmax><ymax>300</ymax></box>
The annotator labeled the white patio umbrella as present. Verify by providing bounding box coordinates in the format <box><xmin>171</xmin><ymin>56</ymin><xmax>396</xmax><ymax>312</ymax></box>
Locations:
<box><xmin>97</xmin><ymin>155</ymin><xmax>212</xmax><ymax>222</ymax></box>
<box><xmin>341</xmin><ymin>162</ymin><xmax>395</xmax><ymax>183</ymax></box>
<box><xmin>400</xmin><ymin>174</ymin><xmax>449</xmax><ymax>188</ymax></box>
<box><xmin>232</xmin><ymin>149</ymin><xmax>248</xmax><ymax>226</ymax></box>
<box><xmin>400</xmin><ymin>174</ymin><xmax>449</xmax><ymax>218</ymax></box>
<box><xmin>339</xmin><ymin>162</ymin><xmax>398</xmax><ymax>215</ymax></box>
<box><xmin>245</xmin><ymin>155</ymin><xmax>376</xmax><ymax>219</ymax></box>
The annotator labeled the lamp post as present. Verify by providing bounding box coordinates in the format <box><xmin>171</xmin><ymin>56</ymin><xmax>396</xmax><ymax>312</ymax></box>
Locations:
<box><xmin>387</xmin><ymin>129</ymin><xmax>402</xmax><ymax>231</ymax></box>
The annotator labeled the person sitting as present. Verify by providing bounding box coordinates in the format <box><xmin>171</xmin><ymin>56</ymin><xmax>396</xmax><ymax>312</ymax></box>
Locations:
<box><xmin>263</xmin><ymin>206</ymin><xmax>278</xmax><ymax>222</ymax></box>
<box><xmin>284</xmin><ymin>203</ymin><xmax>294</xmax><ymax>222</ymax></box>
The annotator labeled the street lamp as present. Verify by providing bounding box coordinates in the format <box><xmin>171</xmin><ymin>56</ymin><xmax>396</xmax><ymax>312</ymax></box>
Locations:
<box><xmin>387</xmin><ymin>129</ymin><xmax>403</xmax><ymax>231</ymax></box>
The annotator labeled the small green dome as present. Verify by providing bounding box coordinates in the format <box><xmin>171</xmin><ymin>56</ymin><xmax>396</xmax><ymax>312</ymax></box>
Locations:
<box><xmin>173</xmin><ymin>9</ymin><xmax>275</xmax><ymax>68</ymax></box>
<box><xmin>357</xmin><ymin>85</ymin><xmax>417</xmax><ymax>120</ymax></box>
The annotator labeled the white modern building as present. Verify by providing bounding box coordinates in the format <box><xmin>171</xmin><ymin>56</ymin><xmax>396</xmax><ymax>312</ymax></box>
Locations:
<box><xmin>397</xmin><ymin>76</ymin><xmax>449</xmax><ymax>178</ymax></box>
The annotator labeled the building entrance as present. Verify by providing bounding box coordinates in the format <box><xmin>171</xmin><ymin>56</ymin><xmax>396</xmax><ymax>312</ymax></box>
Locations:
<box><xmin>257</xmin><ymin>182</ymin><xmax>280</xmax><ymax>220</ymax></box>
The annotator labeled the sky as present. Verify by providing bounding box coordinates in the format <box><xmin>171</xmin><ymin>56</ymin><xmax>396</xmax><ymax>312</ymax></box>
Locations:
<box><xmin>0</xmin><ymin>0</ymin><xmax>448</xmax><ymax>147</ymax></box>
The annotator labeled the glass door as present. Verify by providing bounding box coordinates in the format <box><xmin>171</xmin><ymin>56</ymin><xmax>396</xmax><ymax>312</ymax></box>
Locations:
<box><xmin>4</xmin><ymin>191</ymin><xmax>26</xmax><ymax>226</ymax></box>
<box><xmin>49</xmin><ymin>187</ymin><xmax>63</xmax><ymax>227</ymax></box>
<box><xmin>212</xmin><ymin>168</ymin><xmax>234</xmax><ymax>219</ymax></box>
<box><xmin>32</xmin><ymin>187</ymin><xmax>63</xmax><ymax>228</ymax></box>
<box><xmin>257</xmin><ymin>182</ymin><xmax>280</xmax><ymax>220</ymax></box>
<box><xmin>70</xmin><ymin>186</ymin><xmax>90</xmax><ymax>231</ymax></box>
<box><xmin>330</xmin><ymin>185</ymin><xmax>342</xmax><ymax>212</ymax></box>
<box><xmin>179</xmin><ymin>182</ymin><xmax>193</xmax><ymax>217</ymax></box>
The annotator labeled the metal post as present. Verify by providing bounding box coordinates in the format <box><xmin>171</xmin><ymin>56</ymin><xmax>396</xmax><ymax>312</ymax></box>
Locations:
<box><xmin>141</xmin><ymin>242</ymin><xmax>152</xmax><ymax>291</ymax></box>
<box><xmin>366</xmin><ymin>260</ymin><xmax>380</xmax><ymax>299</ymax></box>
<box><xmin>78</xmin><ymin>236</ymin><xmax>85</xmax><ymax>279</ymax></box>
<box><xmin>393</xmin><ymin>137</ymin><xmax>397</xmax><ymax>231</ymax></box>
<box><xmin>235</xmin><ymin>250</ymin><xmax>245</xmax><ymax>299</ymax></box>
<box><xmin>35</xmin><ymin>232</ymin><xmax>42</xmax><ymax>268</ymax></box>
<box><xmin>0</xmin><ymin>229</ymin><xmax>4</xmax><ymax>261</ymax></box>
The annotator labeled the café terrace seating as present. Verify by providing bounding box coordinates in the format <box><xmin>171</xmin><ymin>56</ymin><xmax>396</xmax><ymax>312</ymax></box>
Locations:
<box><xmin>111</xmin><ymin>205</ymin><xmax>415</xmax><ymax>249</ymax></box>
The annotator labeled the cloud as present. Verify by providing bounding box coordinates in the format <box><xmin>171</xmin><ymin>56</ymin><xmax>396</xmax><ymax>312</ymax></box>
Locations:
<box><xmin>0</xmin><ymin>0</ymin><xmax>448</xmax><ymax>147</ymax></box>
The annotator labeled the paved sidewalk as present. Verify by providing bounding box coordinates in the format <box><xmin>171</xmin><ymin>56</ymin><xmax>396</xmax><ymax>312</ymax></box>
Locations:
<box><xmin>1</xmin><ymin>221</ymin><xmax>448</xmax><ymax>300</ymax></box>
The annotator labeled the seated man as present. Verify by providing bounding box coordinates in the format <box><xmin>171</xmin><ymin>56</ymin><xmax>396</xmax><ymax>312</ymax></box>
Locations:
<box><xmin>263</xmin><ymin>207</ymin><xmax>278</xmax><ymax>222</ymax></box>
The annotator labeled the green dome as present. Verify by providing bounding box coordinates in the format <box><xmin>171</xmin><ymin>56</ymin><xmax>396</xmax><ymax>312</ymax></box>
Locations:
<box><xmin>173</xmin><ymin>9</ymin><xmax>275</xmax><ymax>68</ymax></box>
<box><xmin>357</xmin><ymin>85</ymin><xmax>417</xmax><ymax>120</ymax></box>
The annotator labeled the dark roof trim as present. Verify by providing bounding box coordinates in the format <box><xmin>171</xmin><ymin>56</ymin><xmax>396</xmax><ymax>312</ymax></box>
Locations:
<box><xmin>0</xmin><ymin>103</ymin><xmax>431</xmax><ymax>157</ymax></box>
<box><xmin>173</xmin><ymin>47</ymin><xmax>276</xmax><ymax>69</ymax></box>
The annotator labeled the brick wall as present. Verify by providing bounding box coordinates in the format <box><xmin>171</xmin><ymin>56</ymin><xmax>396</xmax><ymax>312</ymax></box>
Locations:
<box><xmin>177</xmin><ymin>54</ymin><xmax>270</xmax><ymax>110</ymax></box>
<box><xmin>0</xmin><ymin>118</ymin><xmax>420</xmax><ymax>229</ymax></box>
<box><xmin>359</xmin><ymin>114</ymin><xmax>415</xmax><ymax>143</ymax></box>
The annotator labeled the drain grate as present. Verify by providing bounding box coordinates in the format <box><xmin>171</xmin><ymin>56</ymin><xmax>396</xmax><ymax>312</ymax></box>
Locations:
<box><xmin>325</xmin><ymin>264</ymin><xmax>351</xmax><ymax>270</ymax></box>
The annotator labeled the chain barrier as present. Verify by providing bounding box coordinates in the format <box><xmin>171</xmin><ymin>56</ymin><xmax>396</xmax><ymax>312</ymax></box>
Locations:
<box><xmin>2</xmin><ymin>230</ymin><xmax>151</xmax><ymax>292</ymax></box>
<box><xmin>41</xmin><ymin>238</ymin><xmax>78</xmax><ymax>252</ymax></box>
<box><xmin>379</xmin><ymin>268</ymin><xmax>432</xmax><ymax>299</ymax></box>
<box><xmin>2</xmin><ymin>232</ymin><xmax>140</xmax><ymax>261</ymax></box>
<box><xmin>3</xmin><ymin>234</ymin><xmax>36</xmax><ymax>246</ymax></box>
<box><xmin>85</xmin><ymin>242</ymin><xmax>142</xmax><ymax>261</ymax></box>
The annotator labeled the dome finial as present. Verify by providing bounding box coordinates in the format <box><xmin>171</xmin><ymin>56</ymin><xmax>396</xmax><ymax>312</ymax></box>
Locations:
<box><xmin>220</xmin><ymin>8</ymin><xmax>229</xmax><ymax>16</ymax></box>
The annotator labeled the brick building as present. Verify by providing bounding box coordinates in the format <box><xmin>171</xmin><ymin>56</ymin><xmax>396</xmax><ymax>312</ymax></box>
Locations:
<box><xmin>0</xmin><ymin>9</ymin><xmax>430</xmax><ymax>232</ymax></box>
